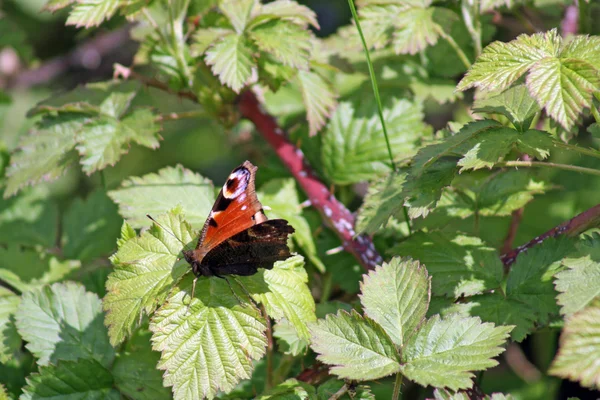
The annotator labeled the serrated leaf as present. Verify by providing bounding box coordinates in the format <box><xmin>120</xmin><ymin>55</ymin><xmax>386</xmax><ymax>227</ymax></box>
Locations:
<box><xmin>150</xmin><ymin>274</ymin><xmax>267</xmax><ymax>400</ymax></box>
<box><xmin>473</xmin><ymin>84</ymin><xmax>541</xmax><ymax>132</ymax></box>
<box><xmin>245</xmin><ymin>255</ymin><xmax>315</xmax><ymax>341</ymax></box>
<box><xmin>21</xmin><ymin>358</ymin><xmax>119</xmax><ymax>400</ymax></box>
<box><xmin>220</xmin><ymin>0</ymin><xmax>257</xmax><ymax>33</ymax></box>
<box><xmin>191</xmin><ymin>28</ymin><xmax>234</xmax><ymax>56</ymax></box>
<box><xmin>360</xmin><ymin>258</ymin><xmax>430</xmax><ymax>346</ymax></box>
<box><xmin>108</xmin><ymin>165</ymin><xmax>215</xmax><ymax>229</ymax></box>
<box><xmin>112</xmin><ymin>328</ymin><xmax>171</xmax><ymax>400</ymax></box>
<box><xmin>555</xmin><ymin>233</ymin><xmax>600</xmax><ymax>315</ymax></box>
<box><xmin>273</xmin><ymin>319</ymin><xmax>309</xmax><ymax>356</ymax></box>
<box><xmin>66</xmin><ymin>0</ymin><xmax>120</xmax><ymax>28</ymax></box>
<box><xmin>15</xmin><ymin>282</ymin><xmax>114</xmax><ymax>367</ymax></box>
<box><xmin>309</xmin><ymin>310</ymin><xmax>401</xmax><ymax>380</ymax></box>
<box><xmin>400</xmin><ymin>314</ymin><xmax>511</xmax><ymax>390</ymax></box>
<box><xmin>356</xmin><ymin>170</ymin><xmax>407</xmax><ymax>235</ymax></box>
<box><xmin>257</xmin><ymin>0</ymin><xmax>319</xmax><ymax>29</ymax></box>
<box><xmin>43</xmin><ymin>0</ymin><xmax>76</xmax><ymax>12</ymax></box>
<box><xmin>257</xmin><ymin>378</ymin><xmax>316</xmax><ymax>399</ymax></box>
<box><xmin>258</xmin><ymin>179</ymin><xmax>324</xmax><ymax>272</ymax></box>
<box><xmin>321</xmin><ymin>99</ymin><xmax>430</xmax><ymax>184</ymax></box>
<box><xmin>297</xmin><ymin>70</ymin><xmax>337</xmax><ymax>137</ymax></box>
<box><xmin>0</xmin><ymin>288</ymin><xmax>20</xmax><ymax>364</ymax></box>
<box><xmin>77</xmin><ymin>108</ymin><xmax>161</xmax><ymax>174</ymax></box>
<box><xmin>62</xmin><ymin>190</ymin><xmax>121</xmax><ymax>262</ymax></box>
<box><xmin>206</xmin><ymin>33</ymin><xmax>256</xmax><ymax>93</ymax></box>
<box><xmin>104</xmin><ymin>211</ymin><xmax>193</xmax><ymax>345</ymax></box>
<box><xmin>393</xmin><ymin>231</ymin><xmax>504</xmax><ymax>298</ymax></box>
<box><xmin>392</xmin><ymin>7</ymin><xmax>456</xmax><ymax>55</ymax></box>
<box><xmin>549</xmin><ymin>302</ymin><xmax>600</xmax><ymax>389</ymax></box>
<box><xmin>250</xmin><ymin>20</ymin><xmax>312</xmax><ymax>69</ymax></box>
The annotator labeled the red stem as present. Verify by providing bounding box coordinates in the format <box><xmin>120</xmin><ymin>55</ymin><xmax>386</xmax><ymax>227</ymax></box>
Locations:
<box><xmin>238</xmin><ymin>90</ymin><xmax>382</xmax><ymax>271</ymax></box>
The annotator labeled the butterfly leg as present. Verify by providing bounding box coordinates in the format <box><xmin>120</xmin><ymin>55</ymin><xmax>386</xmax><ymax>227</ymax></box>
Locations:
<box><xmin>215</xmin><ymin>274</ymin><xmax>245</xmax><ymax>306</ymax></box>
<box><xmin>186</xmin><ymin>277</ymin><xmax>198</xmax><ymax>313</ymax></box>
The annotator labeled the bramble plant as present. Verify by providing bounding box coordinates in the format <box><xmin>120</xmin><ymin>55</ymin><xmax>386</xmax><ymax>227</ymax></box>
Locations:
<box><xmin>1</xmin><ymin>0</ymin><xmax>600</xmax><ymax>399</ymax></box>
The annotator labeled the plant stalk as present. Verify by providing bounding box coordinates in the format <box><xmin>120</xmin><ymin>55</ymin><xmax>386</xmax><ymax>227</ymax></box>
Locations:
<box><xmin>392</xmin><ymin>373</ymin><xmax>403</xmax><ymax>400</ymax></box>
<box><xmin>497</xmin><ymin>160</ymin><xmax>600</xmax><ymax>177</ymax></box>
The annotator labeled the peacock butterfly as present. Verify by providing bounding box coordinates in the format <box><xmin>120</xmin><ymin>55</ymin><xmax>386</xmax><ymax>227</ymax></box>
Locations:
<box><xmin>182</xmin><ymin>161</ymin><xmax>294</xmax><ymax>280</ymax></box>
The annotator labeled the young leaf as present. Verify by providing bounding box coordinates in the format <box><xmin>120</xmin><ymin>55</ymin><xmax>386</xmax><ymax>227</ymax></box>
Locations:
<box><xmin>473</xmin><ymin>84</ymin><xmax>541</xmax><ymax>132</ymax></box>
<box><xmin>273</xmin><ymin>319</ymin><xmax>308</xmax><ymax>356</ymax></box>
<box><xmin>150</xmin><ymin>275</ymin><xmax>267</xmax><ymax>400</ymax></box>
<box><xmin>112</xmin><ymin>328</ymin><xmax>171</xmax><ymax>400</ymax></box>
<box><xmin>392</xmin><ymin>7</ymin><xmax>456</xmax><ymax>55</ymax></box>
<box><xmin>220</xmin><ymin>0</ymin><xmax>256</xmax><ymax>34</ymax></box>
<box><xmin>65</xmin><ymin>0</ymin><xmax>120</xmax><ymax>28</ymax></box>
<box><xmin>62</xmin><ymin>189</ymin><xmax>122</xmax><ymax>262</ymax></box>
<box><xmin>21</xmin><ymin>358</ymin><xmax>119</xmax><ymax>400</ymax></box>
<box><xmin>296</xmin><ymin>70</ymin><xmax>337</xmax><ymax>136</ymax></box>
<box><xmin>104</xmin><ymin>211</ymin><xmax>193</xmax><ymax>345</ymax></box>
<box><xmin>309</xmin><ymin>310</ymin><xmax>401</xmax><ymax>380</ymax></box>
<box><xmin>14</xmin><ymin>281</ymin><xmax>114</xmax><ymax>367</ymax></box>
<box><xmin>555</xmin><ymin>233</ymin><xmax>600</xmax><ymax>315</ymax></box>
<box><xmin>549</xmin><ymin>301</ymin><xmax>600</xmax><ymax>389</ymax></box>
<box><xmin>360</xmin><ymin>258</ymin><xmax>430</xmax><ymax>347</ymax></box>
<box><xmin>250</xmin><ymin>20</ymin><xmax>312</xmax><ymax>69</ymax></box>
<box><xmin>108</xmin><ymin>165</ymin><xmax>215</xmax><ymax>229</ymax></box>
<box><xmin>256</xmin><ymin>378</ymin><xmax>316</xmax><ymax>399</ymax></box>
<box><xmin>0</xmin><ymin>288</ymin><xmax>20</xmax><ymax>364</ymax></box>
<box><xmin>191</xmin><ymin>28</ymin><xmax>235</xmax><ymax>56</ymax></box>
<box><xmin>400</xmin><ymin>314</ymin><xmax>512</xmax><ymax>390</ymax></box>
<box><xmin>393</xmin><ymin>231</ymin><xmax>504</xmax><ymax>298</ymax></box>
<box><xmin>356</xmin><ymin>170</ymin><xmax>407</xmax><ymax>235</ymax></box>
<box><xmin>205</xmin><ymin>33</ymin><xmax>257</xmax><ymax>93</ymax></box>
<box><xmin>257</xmin><ymin>0</ymin><xmax>319</xmax><ymax>29</ymax></box>
<box><xmin>321</xmin><ymin>99</ymin><xmax>430</xmax><ymax>184</ymax></box>
<box><xmin>245</xmin><ymin>255</ymin><xmax>316</xmax><ymax>341</ymax></box>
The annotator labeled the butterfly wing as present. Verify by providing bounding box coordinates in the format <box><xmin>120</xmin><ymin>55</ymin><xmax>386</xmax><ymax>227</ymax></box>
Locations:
<box><xmin>201</xmin><ymin>219</ymin><xmax>295</xmax><ymax>276</ymax></box>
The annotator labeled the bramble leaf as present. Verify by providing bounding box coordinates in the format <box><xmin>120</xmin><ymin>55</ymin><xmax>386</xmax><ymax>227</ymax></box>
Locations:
<box><xmin>150</xmin><ymin>275</ymin><xmax>267</xmax><ymax>400</ymax></box>
<box><xmin>296</xmin><ymin>70</ymin><xmax>337</xmax><ymax>136</ymax></box>
<box><xmin>65</xmin><ymin>0</ymin><xmax>120</xmax><ymax>28</ymax></box>
<box><xmin>108</xmin><ymin>165</ymin><xmax>215</xmax><ymax>229</ymax></box>
<box><xmin>220</xmin><ymin>0</ymin><xmax>256</xmax><ymax>34</ymax></box>
<box><xmin>400</xmin><ymin>314</ymin><xmax>512</xmax><ymax>390</ymax></box>
<box><xmin>550</xmin><ymin>301</ymin><xmax>600</xmax><ymax>389</ymax></box>
<box><xmin>257</xmin><ymin>0</ymin><xmax>319</xmax><ymax>28</ymax></box>
<box><xmin>206</xmin><ymin>33</ymin><xmax>256</xmax><ymax>93</ymax></box>
<box><xmin>15</xmin><ymin>282</ymin><xmax>114</xmax><ymax>367</ymax></box>
<box><xmin>250</xmin><ymin>20</ymin><xmax>312</xmax><ymax>69</ymax></box>
<box><xmin>21</xmin><ymin>359</ymin><xmax>119</xmax><ymax>400</ymax></box>
<box><xmin>0</xmin><ymin>288</ymin><xmax>20</xmax><ymax>363</ymax></box>
<box><xmin>256</xmin><ymin>378</ymin><xmax>316</xmax><ymax>399</ymax></box>
<box><xmin>104</xmin><ymin>211</ymin><xmax>193</xmax><ymax>345</ymax></box>
<box><xmin>473</xmin><ymin>84</ymin><xmax>541</xmax><ymax>132</ymax></box>
<box><xmin>360</xmin><ymin>258</ymin><xmax>430</xmax><ymax>346</ymax></box>
<box><xmin>356</xmin><ymin>170</ymin><xmax>407</xmax><ymax>235</ymax></box>
<box><xmin>309</xmin><ymin>310</ymin><xmax>401</xmax><ymax>380</ymax></box>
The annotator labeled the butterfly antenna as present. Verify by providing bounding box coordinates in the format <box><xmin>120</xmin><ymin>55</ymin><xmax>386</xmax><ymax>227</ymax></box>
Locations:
<box><xmin>146</xmin><ymin>214</ymin><xmax>186</xmax><ymax>246</ymax></box>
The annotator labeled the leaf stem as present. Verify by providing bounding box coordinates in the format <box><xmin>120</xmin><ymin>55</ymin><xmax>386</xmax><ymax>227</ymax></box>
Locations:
<box><xmin>347</xmin><ymin>0</ymin><xmax>396</xmax><ymax>170</ymax></box>
<box><xmin>497</xmin><ymin>160</ymin><xmax>600</xmax><ymax>177</ymax></box>
<box><xmin>156</xmin><ymin>110</ymin><xmax>208</xmax><ymax>122</ymax></box>
<box><xmin>553</xmin><ymin>140</ymin><xmax>600</xmax><ymax>160</ymax></box>
<box><xmin>392</xmin><ymin>373</ymin><xmax>403</xmax><ymax>400</ymax></box>
<box><xmin>461</xmin><ymin>0</ymin><xmax>482</xmax><ymax>57</ymax></box>
<box><xmin>100</xmin><ymin>170</ymin><xmax>107</xmax><ymax>189</ymax></box>
<box><xmin>320</xmin><ymin>272</ymin><xmax>333</xmax><ymax>304</ymax></box>
<box><xmin>402</xmin><ymin>207</ymin><xmax>412</xmax><ymax>235</ymax></box>
<box><xmin>435</xmin><ymin>25</ymin><xmax>471</xmax><ymax>69</ymax></box>
<box><xmin>330</xmin><ymin>383</ymin><xmax>349</xmax><ymax>400</ymax></box>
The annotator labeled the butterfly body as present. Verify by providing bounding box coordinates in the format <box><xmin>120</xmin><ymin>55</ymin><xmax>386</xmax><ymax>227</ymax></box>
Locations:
<box><xmin>183</xmin><ymin>161</ymin><xmax>294</xmax><ymax>278</ymax></box>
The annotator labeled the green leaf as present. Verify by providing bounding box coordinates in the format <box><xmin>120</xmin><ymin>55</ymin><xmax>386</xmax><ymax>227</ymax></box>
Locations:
<box><xmin>43</xmin><ymin>0</ymin><xmax>76</xmax><ymax>12</ymax></box>
<box><xmin>245</xmin><ymin>255</ymin><xmax>316</xmax><ymax>341</ymax></box>
<box><xmin>393</xmin><ymin>231</ymin><xmax>504</xmax><ymax>298</ymax></box>
<box><xmin>356</xmin><ymin>170</ymin><xmax>407</xmax><ymax>235</ymax></box>
<box><xmin>296</xmin><ymin>70</ymin><xmax>337</xmax><ymax>137</ymax></box>
<box><xmin>317</xmin><ymin>379</ymin><xmax>375</xmax><ymax>400</ymax></box>
<box><xmin>400</xmin><ymin>314</ymin><xmax>512</xmax><ymax>390</ymax></box>
<box><xmin>258</xmin><ymin>179</ymin><xmax>324</xmax><ymax>272</ymax></box>
<box><xmin>77</xmin><ymin>108</ymin><xmax>161</xmax><ymax>174</ymax></box>
<box><xmin>15</xmin><ymin>282</ymin><xmax>114</xmax><ymax>367</ymax></box>
<box><xmin>309</xmin><ymin>310</ymin><xmax>401</xmax><ymax>380</ymax></box>
<box><xmin>257</xmin><ymin>378</ymin><xmax>316</xmax><ymax>399</ymax></box>
<box><xmin>392</xmin><ymin>7</ymin><xmax>456</xmax><ymax>55</ymax></box>
<box><xmin>555</xmin><ymin>233</ymin><xmax>600</xmax><ymax>315</ymax></box>
<box><xmin>473</xmin><ymin>84</ymin><xmax>541</xmax><ymax>131</ymax></box>
<box><xmin>108</xmin><ymin>165</ymin><xmax>215</xmax><ymax>229</ymax></box>
<box><xmin>4</xmin><ymin>115</ymin><xmax>81</xmax><ymax>197</ymax></box>
<box><xmin>220</xmin><ymin>0</ymin><xmax>256</xmax><ymax>34</ymax></box>
<box><xmin>206</xmin><ymin>33</ymin><xmax>256</xmax><ymax>93</ymax></box>
<box><xmin>112</xmin><ymin>328</ymin><xmax>171</xmax><ymax>400</ymax></box>
<box><xmin>65</xmin><ymin>0</ymin><xmax>120</xmax><ymax>28</ymax></box>
<box><xmin>257</xmin><ymin>0</ymin><xmax>319</xmax><ymax>29</ymax></box>
<box><xmin>104</xmin><ymin>211</ymin><xmax>193</xmax><ymax>345</ymax></box>
<box><xmin>191</xmin><ymin>28</ymin><xmax>235</xmax><ymax>56</ymax></box>
<box><xmin>150</xmin><ymin>275</ymin><xmax>267</xmax><ymax>400</ymax></box>
<box><xmin>62</xmin><ymin>190</ymin><xmax>122</xmax><ymax>262</ymax></box>
<box><xmin>550</xmin><ymin>301</ymin><xmax>600</xmax><ymax>389</ymax></box>
<box><xmin>360</xmin><ymin>258</ymin><xmax>430</xmax><ymax>347</ymax></box>
<box><xmin>0</xmin><ymin>246</ymin><xmax>80</xmax><ymax>293</ymax></box>
<box><xmin>273</xmin><ymin>319</ymin><xmax>308</xmax><ymax>356</ymax></box>
<box><xmin>322</xmin><ymin>99</ymin><xmax>430</xmax><ymax>184</ymax></box>
<box><xmin>0</xmin><ymin>288</ymin><xmax>20</xmax><ymax>364</ymax></box>
<box><xmin>250</xmin><ymin>20</ymin><xmax>312</xmax><ymax>69</ymax></box>
<box><xmin>21</xmin><ymin>358</ymin><xmax>119</xmax><ymax>400</ymax></box>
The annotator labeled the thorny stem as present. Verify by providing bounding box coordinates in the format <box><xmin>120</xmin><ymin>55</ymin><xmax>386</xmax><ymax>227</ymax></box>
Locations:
<box><xmin>435</xmin><ymin>25</ymin><xmax>472</xmax><ymax>69</ymax></box>
<box><xmin>497</xmin><ymin>160</ymin><xmax>600</xmax><ymax>177</ymax></box>
<box><xmin>156</xmin><ymin>110</ymin><xmax>208</xmax><ymax>122</ymax></box>
<box><xmin>392</xmin><ymin>373</ymin><xmax>403</xmax><ymax>400</ymax></box>
<box><xmin>329</xmin><ymin>384</ymin><xmax>349</xmax><ymax>400</ymax></box>
<box><xmin>553</xmin><ymin>140</ymin><xmax>600</xmax><ymax>160</ymax></box>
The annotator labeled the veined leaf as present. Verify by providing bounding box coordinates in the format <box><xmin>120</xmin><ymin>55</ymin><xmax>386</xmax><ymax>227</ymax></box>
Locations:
<box><xmin>191</xmin><ymin>28</ymin><xmax>234</xmax><ymax>56</ymax></box>
<box><xmin>393</xmin><ymin>231</ymin><xmax>504</xmax><ymax>298</ymax></box>
<box><xmin>256</xmin><ymin>379</ymin><xmax>316</xmax><ymax>399</ymax></box>
<box><xmin>356</xmin><ymin>170</ymin><xmax>407</xmax><ymax>235</ymax></box>
<box><xmin>297</xmin><ymin>70</ymin><xmax>337</xmax><ymax>136</ymax></box>
<box><xmin>273</xmin><ymin>319</ymin><xmax>308</xmax><ymax>356</ymax></box>
<box><xmin>550</xmin><ymin>301</ymin><xmax>600</xmax><ymax>389</ymax></box>
<box><xmin>220</xmin><ymin>0</ymin><xmax>257</xmax><ymax>34</ymax></box>
<box><xmin>66</xmin><ymin>0</ymin><xmax>120</xmax><ymax>28</ymax></box>
<box><xmin>400</xmin><ymin>314</ymin><xmax>512</xmax><ymax>390</ymax></box>
<box><xmin>108</xmin><ymin>165</ymin><xmax>215</xmax><ymax>229</ymax></box>
<box><xmin>104</xmin><ymin>211</ymin><xmax>193</xmax><ymax>345</ymax></box>
<box><xmin>206</xmin><ymin>33</ymin><xmax>257</xmax><ymax>93</ymax></box>
<box><xmin>257</xmin><ymin>0</ymin><xmax>319</xmax><ymax>29</ymax></box>
<box><xmin>309</xmin><ymin>310</ymin><xmax>401</xmax><ymax>380</ymax></box>
<box><xmin>392</xmin><ymin>7</ymin><xmax>456</xmax><ymax>55</ymax></box>
<box><xmin>555</xmin><ymin>233</ymin><xmax>600</xmax><ymax>315</ymax></box>
<box><xmin>15</xmin><ymin>282</ymin><xmax>114</xmax><ymax>367</ymax></box>
<box><xmin>245</xmin><ymin>255</ymin><xmax>316</xmax><ymax>341</ymax></box>
<box><xmin>21</xmin><ymin>359</ymin><xmax>119</xmax><ymax>400</ymax></box>
<box><xmin>150</xmin><ymin>275</ymin><xmax>267</xmax><ymax>400</ymax></box>
<box><xmin>250</xmin><ymin>20</ymin><xmax>312</xmax><ymax>69</ymax></box>
<box><xmin>473</xmin><ymin>84</ymin><xmax>541</xmax><ymax>132</ymax></box>
<box><xmin>0</xmin><ymin>288</ymin><xmax>20</xmax><ymax>363</ymax></box>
